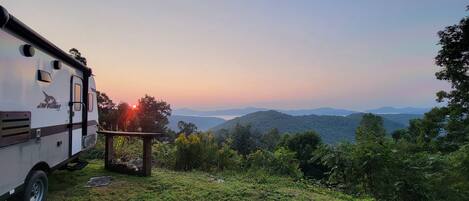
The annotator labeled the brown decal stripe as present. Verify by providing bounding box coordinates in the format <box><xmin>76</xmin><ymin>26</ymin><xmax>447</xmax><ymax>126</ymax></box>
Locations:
<box><xmin>30</xmin><ymin>120</ymin><xmax>98</xmax><ymax>137</ymax></box>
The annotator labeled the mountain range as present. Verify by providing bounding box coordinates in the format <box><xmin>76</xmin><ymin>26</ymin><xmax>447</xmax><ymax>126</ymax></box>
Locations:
<box><xmin>365</xmin><ymin>107</ymin><xmax>430</xmax><ymax>114</ymax></box>
<box><xmin>168</xmin><ymin>115</ymin><xmax>225</xmax><ymax>131</ymax></box>
<box><xmin>173</xmin><ymin>106</ymin><xmax>430</xmax><ymax>118</ymax></box>
<box><xmin>209</xmin><ymin>110</ymin><xmax>423</xmax><ymax>144</ymax></box>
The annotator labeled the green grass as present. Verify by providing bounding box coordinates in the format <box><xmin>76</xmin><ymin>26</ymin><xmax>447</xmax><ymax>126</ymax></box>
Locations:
<box><xmin>48</xmin><ymin>161</ymin><xmax>369</xmax><ymax>201</ymax></box>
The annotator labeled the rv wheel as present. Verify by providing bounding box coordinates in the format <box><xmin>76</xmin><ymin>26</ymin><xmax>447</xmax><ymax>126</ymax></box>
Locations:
<box><xmin>23</xmin><ymin>170</ymin><xmax>48</xmax><ymax>201</ymax></box>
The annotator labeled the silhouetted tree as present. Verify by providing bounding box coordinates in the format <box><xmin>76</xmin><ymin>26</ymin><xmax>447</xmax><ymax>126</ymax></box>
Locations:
<box><xmin>177</xmin><ymin>121</ymin><xmax>198</xmax><ymax>135</ymax></box>
<box><xmin>96</xmin><ymin>91</ymin><xmax>117</xmax><ymax>130</ymax></box>
<box><xmin>69</xmin><ymin>48</ymin><xmax>87</xmax><ymax>65</ymax></box>
<box><xmin>136</xmin><ymin>95</ymin><xmax>171</xmax><ymax>133</ymax></box>
<box><xmin>434</xmin><ymin>8</ymin><xmax>469</xmax><ymax>150</ymax></box>
<box><xmin>116</xmin><ymin>102</ymin><xmax>132</xmax><ymax>131</ymax></box>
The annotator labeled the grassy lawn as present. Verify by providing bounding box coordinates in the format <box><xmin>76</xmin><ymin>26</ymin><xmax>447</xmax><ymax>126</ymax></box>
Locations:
<box><xmin>47</xmin><ymin>161</ymin><xmax>369</xmax><ymax>201</ymax></box>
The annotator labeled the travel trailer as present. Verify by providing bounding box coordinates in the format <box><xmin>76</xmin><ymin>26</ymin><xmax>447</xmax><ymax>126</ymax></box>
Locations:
<box><xmin>0</xmin><ymin>6</ymin><xmax>98</xmax><ymax>201</ymax></box>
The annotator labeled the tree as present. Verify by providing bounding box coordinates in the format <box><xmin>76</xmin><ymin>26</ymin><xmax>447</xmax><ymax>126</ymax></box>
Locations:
<box><xmin>434</xmin><ymin>8</ymin><xmax>469</xmax><ymax>149</ymax></box>
<box><xmin>313</xmin><ymin>143</ymin><xmax>355</xmax><ymax>192</ymax></box>
<box><xmin>177</xmin><ymin>121</ymin><xmax>198</xmax><ymax>136</ymax></box>
<box><xmin>116</xmin><ymin>102</ymin><xmax>132</xmax><ymax>131</ymax></box>
<box><xmin>355</xmin><ymin>114</ymin><xmax>386</xmax><ymax>144</ymax></box>
<box><xmin>96</xmin><ymin>91</ymin><xmax>117</xmax><ymax>130</ymax></box>
<box><xmin>391</xmin><ymin>129</ymin><xmax>407</xmax><ymax>142</ymax></box>
<box><xmin>230</xmin><ymin>124</ymin><xmax>256</xmax><ymax>156</ymax></box>
<box><xmin>280</xmin><ymin>131</ymin><xmax>324</xmax><ymax>178</ymax></box>
<box><xmin>404</xmin><ymin>108</ymin><xmax>448</xmax><ymax>150</ymax></box>
<box><xmin>260</xmin><ymin>128</ymin><xmax>281</xmax><ymax>151</ymax></box>
<box><xmin>136</xmin><ymin>95</ymin><xmax>171</xmax><ymax>133</ymax></box>
<box><xmin>69</xmin><ymin>48</ymin><xmax>87</xmax><ymax>65</ymax></box>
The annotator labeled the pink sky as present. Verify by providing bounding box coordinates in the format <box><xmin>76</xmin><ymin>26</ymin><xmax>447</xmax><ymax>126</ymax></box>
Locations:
<box><xmin>3</xmin><ymin>1</ymin><xmax>465</xmax><ymax>110</ymax></box>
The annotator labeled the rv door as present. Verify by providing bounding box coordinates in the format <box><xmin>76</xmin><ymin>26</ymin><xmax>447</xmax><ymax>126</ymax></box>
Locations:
<box><xmin>70</xmin><ymin>76</ymin><xmax>83</xmax><ymax>156</ymax></box>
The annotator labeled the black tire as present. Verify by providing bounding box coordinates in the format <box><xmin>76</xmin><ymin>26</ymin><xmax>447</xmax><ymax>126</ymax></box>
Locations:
<box><xmin>23</xmin><ymin>170</ymin><xmax>48</xmax><ymax>201</ymax></box>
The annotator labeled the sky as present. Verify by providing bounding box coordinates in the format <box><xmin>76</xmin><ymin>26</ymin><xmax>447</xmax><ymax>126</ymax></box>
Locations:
<box><xmin>2</xmin><ymin>1</ymin><xmax>467</xmax><ymax>110</ymax></box>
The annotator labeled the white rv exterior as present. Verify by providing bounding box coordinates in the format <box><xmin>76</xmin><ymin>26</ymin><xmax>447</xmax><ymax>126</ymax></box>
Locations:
<box><xmin>0</xmin><ymin>6</ymin><xmax>98</xmax><ymax>201</ymax></box>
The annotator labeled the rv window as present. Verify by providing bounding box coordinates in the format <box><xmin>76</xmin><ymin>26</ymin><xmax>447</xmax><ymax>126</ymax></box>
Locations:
<box><xmin>88</xmin><ymin>93</ymin><xmax>94</xmax><ymax>112</ymax></box>
<box><xmin>74</xmin><ymin>84</ymin><xmax>81</xmax><ymax>111</ymax></box>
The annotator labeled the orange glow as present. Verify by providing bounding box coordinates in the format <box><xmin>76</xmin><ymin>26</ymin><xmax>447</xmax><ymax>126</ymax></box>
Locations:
<box><xmin>132</xmin><ymin>104</ymin><xmax>137</xmax><ymax>110</ymax></box>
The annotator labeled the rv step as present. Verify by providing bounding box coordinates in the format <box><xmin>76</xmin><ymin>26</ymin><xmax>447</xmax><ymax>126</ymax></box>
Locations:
<box><xmin>64</xmin><ymin>159</ymin><xmax>89</xmax><ymax>171</ymax></box>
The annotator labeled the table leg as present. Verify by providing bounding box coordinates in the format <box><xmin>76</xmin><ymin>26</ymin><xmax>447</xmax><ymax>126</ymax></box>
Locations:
<box><xmin>105</xmin><ymin>135</ymin><xmax>114</xmax><ymax>170</ymax></box>
<box><xmin>142</xmin><ymin>137</ymin><xmax>152</xmax><ymax>176</ymax></box>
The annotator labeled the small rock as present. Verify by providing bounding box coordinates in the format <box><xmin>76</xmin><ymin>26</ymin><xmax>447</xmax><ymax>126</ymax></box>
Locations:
<box><xmin>208</xmin><ymin>175</ymin><xmax>224</xmax><ymax>183</ymax></box>
<box><xmin>85</xmin><ymin>176</ymin><xmax>112</xmax><ymax>187</ymax></box>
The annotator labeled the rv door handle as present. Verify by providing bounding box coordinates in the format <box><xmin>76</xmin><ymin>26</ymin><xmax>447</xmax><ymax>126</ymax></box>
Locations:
<box><xmin>35</xmin><ymin>129</ymin><xmax>41</xmax><ymax>142</ymax></box>
<box><xmin>69</xmin><ymin>101</ymin><xmax>87</xmax><ymax>111</ymax></box>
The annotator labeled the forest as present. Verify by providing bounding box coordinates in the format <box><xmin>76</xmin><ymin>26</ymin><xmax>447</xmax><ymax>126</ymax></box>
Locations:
<box><xmin>82</xmin><ymin>6</ymin><xmax>469</xmax><ymax>201</ymax></box>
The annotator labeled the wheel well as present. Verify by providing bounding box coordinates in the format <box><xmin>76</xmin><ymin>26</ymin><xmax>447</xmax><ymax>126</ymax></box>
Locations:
<box><xmin>30</xmin><ymin>162</ymin><xmax>51</xmax><ymax>175</ymax></box>
<box><xmin>22</xmin><ymin>162</ymin><xmax>50</xmax><ymax>189</ymax></box>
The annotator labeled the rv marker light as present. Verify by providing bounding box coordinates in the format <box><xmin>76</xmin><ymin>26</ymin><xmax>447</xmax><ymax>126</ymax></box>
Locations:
<box><xmin>20</xmin><ymin>44</ymin><xmax>35</xmax><ymax>57</ymax></box>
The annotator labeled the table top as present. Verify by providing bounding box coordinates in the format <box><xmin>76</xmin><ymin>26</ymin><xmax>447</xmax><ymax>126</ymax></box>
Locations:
<box><xmin>97</xmin><ymin>130</ymin><xmax>163</xmax><ymax>138</ymax></box>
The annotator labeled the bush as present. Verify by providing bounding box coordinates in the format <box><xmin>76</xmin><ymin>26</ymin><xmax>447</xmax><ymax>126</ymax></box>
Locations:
<box><xmin>174</xmin><ymin>133</ymin><xmax>240</xmax><ymax>171</ymax></box>
<box><xmin>152</xmin><ymin>142</ymin><xmax>177</xmax><ymax>169</ymax></box>
<box><xmin>217</xmin><ymin>141</ymin><xmax>242</xmax><ymax>170</ymax></box>
<box><xmin>271</xmin><ymin>147</ymin><xmax>303</xmax><ymax>178</ymax></box>
<box><xmin>278</xmin><ymin>131</ymin><xmax>326</xmax><ymax>179</ymax></box>
<box><xmin>245</xmin><ymin>148</ymin><xmax>302</xmax><ymax>179</ymax></box>
<box><xmin>113</xmin><ymin>136</ymin><xmax>143</xmax><ymax>161</ymax></box>
<box><xmin>175</xmin><ymin>134</ymin><xmax>202</xmax><ymax>170</ymax></box>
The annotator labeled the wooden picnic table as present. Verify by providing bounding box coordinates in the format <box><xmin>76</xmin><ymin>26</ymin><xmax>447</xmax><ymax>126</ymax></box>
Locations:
<box><xmin>97</xmin><ymin>130</ymin><xmax>164</xmax><ymax>177</ymax></box>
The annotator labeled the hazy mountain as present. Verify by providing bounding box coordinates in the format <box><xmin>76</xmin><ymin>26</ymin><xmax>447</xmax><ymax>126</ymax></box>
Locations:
<box><xmin>173</xmin><ymin>107</ymin><xmax>268</xmax><ymax>117</ymax></box>
<box><xmin>281</xmin><ymin>107</ymin><xmax>357</xmax><ymax>116</ymax></box>
<box><xmin>174</xmin><ymin>107</ymin><xmax>357</xmax><ymax>117</ymax></box>
<box><xmin>168</xmin><ymin>115</ymin><xmax>226</xmax><ymax>131</ymax></box>
<box><xmin>377</xmin><ymin>113</ymin><xmax>423</xmax><ymax>126</ymax></box>
<box><xmin>211</xmin><ymin>111</ymin><xmax>421</xmax><ymax>144</ymax></box>
<box><xmin>366</xmin><ymin>107</ymin><xmax>430</xmax><ymax>114</ymax></box>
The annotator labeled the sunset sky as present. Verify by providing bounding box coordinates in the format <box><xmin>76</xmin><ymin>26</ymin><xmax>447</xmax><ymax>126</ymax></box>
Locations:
<box><xmin>2</xmin><ymin>1</ymin><xmax>467</xmax><ymax>110</ymax></box>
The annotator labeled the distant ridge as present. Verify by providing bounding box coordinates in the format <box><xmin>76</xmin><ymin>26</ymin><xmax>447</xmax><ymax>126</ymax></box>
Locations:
<box><xmin>168</xmin><ymin>115</ymin><xmax>225</xmax><ymax>131</ymax></box>
<box><xmin>173</xmin><ymin>107</ymin><xmax>268</xmax><ymax>117</ymax></box>
<box><xmin>366</xmin><ymin>107</ymin><xmax>430</xmax><ymax>114</ymax></box>
<box><xmin>280</xmin><ymin>107</ymin><xmax>357</xmax><ymax>116</ymax></box>
<box><xmin>210</xmin><ymin>110</ymin><xmax>422</xmax><ymax>144</ymax></box>
<box><xmin>173</xmin><ymin>106</ymin><xmax>429</xmax><ymax>117</ymax></box>
<box><xmin>173</xmin><ymin>107</ymin><xmax>358</xmax><ymax>117</ymax></box>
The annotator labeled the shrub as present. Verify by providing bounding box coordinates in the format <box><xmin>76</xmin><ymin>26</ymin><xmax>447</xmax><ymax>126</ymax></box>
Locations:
<box><xmin>198</xmin><ymin>133</ymin><xmax>219</xmax><ymax>170</ymax></box>
<box><xmin>271</xmin><ymin>147</ymin><xmax>303</xmax><ymax>178</ymax></box>
<box><xmin>152</xmin><ymin>142</ymin><xmax>177</xmax><ymax>169</ymax></box>
<box><xmin>278</xmin><ymin>131</ymin><xmax>326</xmax><ymax>179</ymax></box>
<box><xmin>245</xmin><ymin>148</ymin><xmax>302</xmax><ymax>179</ymax></box>
<box><xmin>174</xmin><ymin>133</ymin><xmax>230</xmax><ymax>171</ymax></box>
<box><xmin>217</xmin><ymin>142</ymin><xmax>242</xmax><ymax>170</ymax></box>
